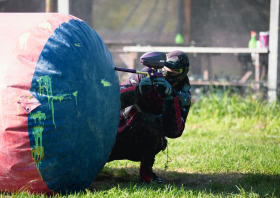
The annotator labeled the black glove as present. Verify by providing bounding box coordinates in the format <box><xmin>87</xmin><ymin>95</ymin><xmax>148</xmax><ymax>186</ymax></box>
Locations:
<box><xmin>137</xmin><ymin>77</ymin><xmax>152</xmax><ymax>96</ymax></box>
<box><xmin>153</xmin><ymin>78</ymin><xmax>175</xmax><ymax>98</ymax></box>
<box><xmin>177</xmin><ymin>91</ymin><xmax>191</xmax><ymax>107</ymax></box>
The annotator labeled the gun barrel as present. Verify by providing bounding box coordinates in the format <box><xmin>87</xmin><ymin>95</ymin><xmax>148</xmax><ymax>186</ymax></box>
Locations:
<box><xmin>115</xmin><ymin>67</ymin><xmax>137</xmax><ymax>73</ymax></box>
<box><xmin>115</xmin><ymin>67</ymin><xmax>149</xmax><ymax>76</ymax></box>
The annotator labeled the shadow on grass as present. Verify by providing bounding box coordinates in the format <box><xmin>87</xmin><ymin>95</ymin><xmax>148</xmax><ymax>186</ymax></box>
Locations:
<box><xmin>88</xmin><ymin>167</ymin><xmax>280</xmax><ymax>197</ymax></box>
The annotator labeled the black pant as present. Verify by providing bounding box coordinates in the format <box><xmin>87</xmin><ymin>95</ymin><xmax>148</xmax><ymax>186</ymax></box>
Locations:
<box><xmin>108</xmin><ymin>113</ymin><xmax>165</xmax><ymax>167</ymax></box>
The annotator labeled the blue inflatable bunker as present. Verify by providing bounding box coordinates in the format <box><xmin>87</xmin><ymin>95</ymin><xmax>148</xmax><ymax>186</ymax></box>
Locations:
<box><xmin>0</xmin><ymin>13</ymin><xmax>120</xmax><ymax>194</ymax></box>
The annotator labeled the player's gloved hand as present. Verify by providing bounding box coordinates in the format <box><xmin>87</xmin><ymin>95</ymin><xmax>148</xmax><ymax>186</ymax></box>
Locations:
<box><xmin>138</xmin><ymin>77</ymin><xmax>152</xmax><ymax>95</ymax></box>
<box><xmin>177</xmin><ymin>91</ymin><xmax>191</xmax><ymax>107</ymax></box>
<box><xmin>153</xmin><ymin>78</ymin><xmax>175</xmax><ymax>98</ymax></box>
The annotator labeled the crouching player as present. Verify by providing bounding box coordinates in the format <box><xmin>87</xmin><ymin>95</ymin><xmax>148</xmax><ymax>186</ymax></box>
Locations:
<box><xmin>108</xmin><ymin>50</ymin><xmax>191</xmax><ymax>183</ymax></box>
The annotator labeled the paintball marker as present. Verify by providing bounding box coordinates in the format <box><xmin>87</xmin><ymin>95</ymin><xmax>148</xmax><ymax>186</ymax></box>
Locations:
<box><xmin>115</xmin><ymin>52</ymin><xmax>166</xmax><ymax>79</ymax></box>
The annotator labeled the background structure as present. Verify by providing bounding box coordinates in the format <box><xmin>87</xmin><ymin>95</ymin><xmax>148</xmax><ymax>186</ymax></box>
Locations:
<box><xmin>0</xmin><ymin>0</ymin><xmax>272</xmax><ymax>97</ymax></box>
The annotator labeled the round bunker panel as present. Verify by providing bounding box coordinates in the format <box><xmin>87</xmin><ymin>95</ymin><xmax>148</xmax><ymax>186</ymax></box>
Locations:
<box><xmin>0</xmin><ymin>13</ymin><xmax>120</xmax><ymax>194</ymax></box>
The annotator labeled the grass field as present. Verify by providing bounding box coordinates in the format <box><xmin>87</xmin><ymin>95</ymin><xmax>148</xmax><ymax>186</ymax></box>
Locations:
<box><xmin>1</xmin><ymin>92</ymin><xmax>280</xmax><ymax>197</ymax></box>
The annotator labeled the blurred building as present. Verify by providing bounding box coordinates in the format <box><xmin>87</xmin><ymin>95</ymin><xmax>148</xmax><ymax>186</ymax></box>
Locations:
<box><xmin>93</xmin><ymin>0</ymin><xmax>270</xmax><ymax>89</ymax></box>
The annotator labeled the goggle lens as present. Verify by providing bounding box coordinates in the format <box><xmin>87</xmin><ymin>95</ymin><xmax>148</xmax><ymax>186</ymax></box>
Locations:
<box><xmin>168</xmin><ymin>68</ymin><xmax>183</xmax><ymax>76</ymax></box>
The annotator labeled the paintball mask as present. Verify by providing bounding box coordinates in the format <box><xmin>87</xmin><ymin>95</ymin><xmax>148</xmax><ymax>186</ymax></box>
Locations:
<box><xmin>164</xmin><ymin>50</ymin><xmax>190</xmax><ymax>85</ymax></box>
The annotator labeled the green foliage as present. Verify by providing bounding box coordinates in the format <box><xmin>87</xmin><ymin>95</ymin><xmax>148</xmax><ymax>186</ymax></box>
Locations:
<box><xmin>189</xmin><ymin>91</ymin><xmax>280</xmax><ymax>136</ymax></box>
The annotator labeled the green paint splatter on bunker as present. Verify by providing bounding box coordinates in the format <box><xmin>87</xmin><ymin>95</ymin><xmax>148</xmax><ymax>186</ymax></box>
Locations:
<box><xmin>37</xmin><ymin>75</ymin><xmax>53</xmax><ymax>98</ymax></box>
<box><xmin>30</xmin><ymin>111</ymin><xmax>46</xmax><ymax>123</ymax></box>
<box><xmin>31</xmin><ymin>76</ymin><xmax>79</xmax><ymax>176</ymax></box>
<box><xmin>27</xmin><ymin>95</ymin><xmax>33</xmax><ymax>101</ymax></box>
<box><xmin>30</xmin><ymin>112</ymin><xmax>45</xmax><ymax>174</ymax></box>
<box><xmin>101</xmin><ymin>79</ymin><xmax>112</xmax><ymax>87</ymax></box>
<box><xmin>73</xmin><ymin>91</ymin><xmax>78</xmax><ymax>105</ymax></box>
<box><xmin>52</xmin><ymin>94</ymin><xmax>72</xmax><ymax>102</ymax></box>
<box><xmin>37</xmin><ymin>75</ymin><xmax>55</xmax><ymax>126</ymax></box>
<box><xmin>31</xmin><ymin>126</ymin><xmax>44</xmax><ymax>164</ymax></box>
<box><xmin>36</xmin><ymin>75</ymin><xmax>78</xmax><ymax>127</ymax></box>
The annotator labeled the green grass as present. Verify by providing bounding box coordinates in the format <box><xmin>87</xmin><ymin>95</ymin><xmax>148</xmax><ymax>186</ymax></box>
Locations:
<box><xmin>1</xmin><ymin>93</ymin><xmax>280</xmax><ymax>197</ymax></box>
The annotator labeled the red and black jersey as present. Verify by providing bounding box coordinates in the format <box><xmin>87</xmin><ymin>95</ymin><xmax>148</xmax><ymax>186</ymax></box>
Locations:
<box><xmin>118</xmin><ymin>67</ymin><xmax>191</xmax><ymax>139</ymax></box>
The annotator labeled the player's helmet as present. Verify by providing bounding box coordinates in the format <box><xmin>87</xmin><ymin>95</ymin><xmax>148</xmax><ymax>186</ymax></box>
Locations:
<box><xmin>164</xmin><ymin>50</ymin><xmax>190</xmax><ymax>85</ymax></box>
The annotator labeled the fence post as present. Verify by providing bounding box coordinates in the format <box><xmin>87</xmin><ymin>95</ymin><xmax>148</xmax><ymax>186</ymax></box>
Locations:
<box><xmin>58</xmin><ymin>0</ymin><xmax>69</xmax><ymax>14</ymax></box>
<box><xmin>268</xmin><ymin>0</ymin><xmax>280</xmax><ymax>102</ymax></box>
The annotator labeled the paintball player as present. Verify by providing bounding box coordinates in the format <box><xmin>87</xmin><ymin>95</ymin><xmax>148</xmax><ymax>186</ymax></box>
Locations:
<box><xmin>108</xmin><ymin>50</ymin><xmax>191</xmax><ymax>183</ymax></box>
